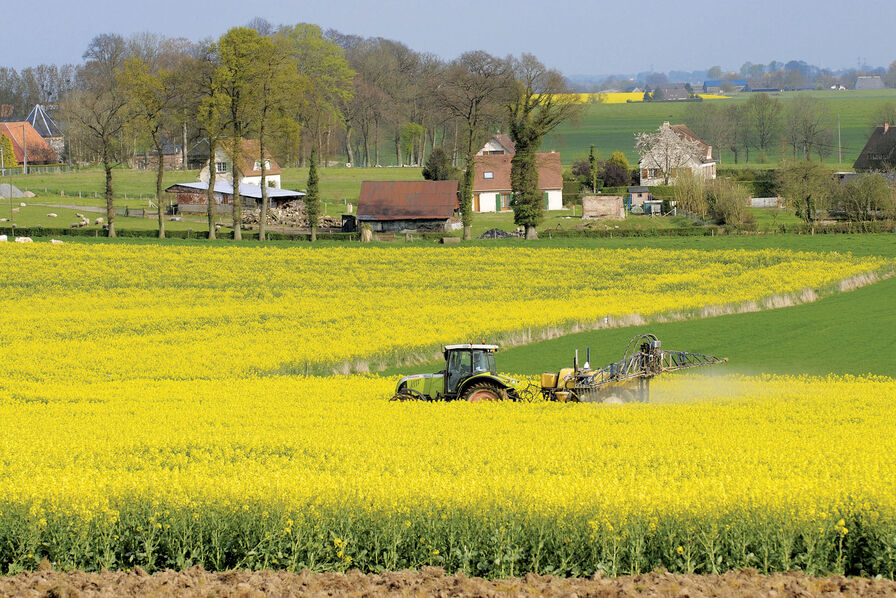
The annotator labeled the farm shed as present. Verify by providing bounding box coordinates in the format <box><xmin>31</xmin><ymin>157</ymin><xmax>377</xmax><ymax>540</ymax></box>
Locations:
<box><xmin>627</xmin><ymin>186</ymin><xmax>651</xmax><ymax>208</ymax></box>
<box><xmin>582</xmin><ymin>196</ymin><xmax>624</xmax><ymax>220</ymax></box>
<box><xmin>357</xmin><ymin>180</ymin><xmax>459</xmax><ymax>233</ymax></box>
<box><xmin>855</xmin><ymin>76</ymin><xmax>885</xmax><ymax>90</ymax></box>
<box><xmin>853</xmin><ymin>125</ymin><xmax>896</xmax><ymax>172</ymax></box>
<box><xmin>165</xmin><ymin>181</ymin><xmax>304</xmax><ymax>214</ymax></box>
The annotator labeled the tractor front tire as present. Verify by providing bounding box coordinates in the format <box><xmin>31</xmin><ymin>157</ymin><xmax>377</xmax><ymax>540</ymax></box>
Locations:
<box><xmin>461</xmin><ymin>382</ymin><xmax>508</xmax><ymax>402</ymax></box>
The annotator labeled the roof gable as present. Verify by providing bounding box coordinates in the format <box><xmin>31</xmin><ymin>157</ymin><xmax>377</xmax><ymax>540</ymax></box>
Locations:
<box><xmin>357</xmin><ymin>180</ymin><xmax>459</xmax><ymax>221</ymax></box>
<box><xmin>853</xmin><ymin>126</ymin><xmax>896</xmax><ymax>171</ymax></box>
<box><xmin>217</xmin><ymin>139</ymin><xmax>282</xmax><ymax>176</ymax></box>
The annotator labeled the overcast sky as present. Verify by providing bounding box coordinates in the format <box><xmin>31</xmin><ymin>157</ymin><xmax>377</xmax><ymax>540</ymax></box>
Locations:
<box><xmin>3</xmin><ymin>0</ymin><xmax>894</xmax><ymax>76</ymax></box>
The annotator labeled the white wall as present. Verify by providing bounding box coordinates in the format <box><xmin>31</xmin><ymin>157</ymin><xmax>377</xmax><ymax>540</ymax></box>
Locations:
<box><xmin>477</xmin><ymin>193</ymin><xmax>498</xmax><ymax>212</ymax></box>
<box><xmin>242</xmin><ymin>174</ymin><xmax>281</xmax><ymax>188</ymax></box>
<box><xmin>546</xmin><ymin>189</ymin><xmax>563</xmax><ymax>210</ymax></box>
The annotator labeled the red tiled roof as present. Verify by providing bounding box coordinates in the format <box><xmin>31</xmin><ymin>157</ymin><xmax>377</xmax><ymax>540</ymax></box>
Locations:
<box><xmin>0</xmin><ymin>122</ymin><xmax>58</xmax><ymax>164</ymax></box>
<box><xmin>472</xmin><ymin>152</ymin><xmax>562</xmax><ymax>192</ymax></box>
<box><xmin>357</xmin><ymin>180</ymin><xmax>459</xmax><ymax>221</ymax></box>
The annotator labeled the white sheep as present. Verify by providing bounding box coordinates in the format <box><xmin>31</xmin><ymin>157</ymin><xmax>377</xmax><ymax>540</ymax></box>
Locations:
<box><xmin>95</xmin><ymin>217</ymin><xmax>104</xmax><ymax>225</ymax></box>
<box><xmin>0</xmin><ymin>235</ymin><xmax>7</xmax><ymax>242</ymax></box>
<box><xmin>14</xmin><ymin>237</ymin><xmax>33</xmax><ymax>243</ymax></box>
<box><xmin>50</xmin><ymin>239</ymin><xmax>64</xmax><ymax>244</ymax></box>
<box><xmin>47</xmin><ymin>213</ymin><xmax>58</xmax><ymax>218</ymax></box>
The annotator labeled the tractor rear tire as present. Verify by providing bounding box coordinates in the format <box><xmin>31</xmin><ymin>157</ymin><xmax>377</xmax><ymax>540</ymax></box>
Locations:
<box><xmin>461</xmin><ymin>382</ymin><xmax>508</xmax><ymax>402</ymax></box>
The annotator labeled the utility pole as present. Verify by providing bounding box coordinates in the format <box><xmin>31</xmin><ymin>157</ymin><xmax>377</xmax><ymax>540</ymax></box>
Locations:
<box><xmin>837</xmin><ymin>114</ymin><xmax>842</xmax><ymax>165</ymax></box>
<box><xmin>22</xmin><ymin>124</ymin><xmax>28</xmax><ymax>175</ymax></box>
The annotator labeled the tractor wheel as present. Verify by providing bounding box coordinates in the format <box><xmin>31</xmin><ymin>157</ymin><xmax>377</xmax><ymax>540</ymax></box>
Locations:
<box><xmin>461</xmin><ymin>382</ymin><xmax>508</xmax><ymax>402</ymax></box>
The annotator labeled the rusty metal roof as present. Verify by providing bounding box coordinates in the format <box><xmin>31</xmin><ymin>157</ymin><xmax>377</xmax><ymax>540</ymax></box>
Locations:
<box><xmin>357</xmin><ymin>180</ymin><xmax>458</xmax><ymax>221</ymax></box>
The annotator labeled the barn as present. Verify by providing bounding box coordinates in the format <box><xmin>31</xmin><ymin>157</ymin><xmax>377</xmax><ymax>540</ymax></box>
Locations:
<box><xmin>165</xmin><ymin>181</ymin><xmax>304</xmax><ymax>214</ymax></box>
<box><xmin>357</xmin><ymin>180</ymin><xmax>459</xmax><ymax>232</ymax></box>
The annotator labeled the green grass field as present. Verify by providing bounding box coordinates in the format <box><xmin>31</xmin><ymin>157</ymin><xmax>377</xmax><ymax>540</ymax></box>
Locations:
<box><xmin>543</xmin><ymin>89</ymin><xmax>896</xmax><ymax>167</ymax></box>
<box><xmin>377</xmin><ymin>233</ymin><xmax>896</xmax><ymax>378</ymax></box>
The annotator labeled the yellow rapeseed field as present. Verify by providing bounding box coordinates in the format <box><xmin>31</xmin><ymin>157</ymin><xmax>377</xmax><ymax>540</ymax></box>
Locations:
<box><xmin>0</xmin><ymin>243</ymin><xmax>893</xmax><ymax>576</ymax></box>
<box><xmin>561</xmin><ymin>92</ymin><xmax>730</xmax><ymax>103</ymax></box>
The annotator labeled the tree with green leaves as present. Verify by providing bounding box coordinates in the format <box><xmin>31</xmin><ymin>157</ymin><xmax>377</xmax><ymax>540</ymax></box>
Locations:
<box><xmin>0</xmin><ymin>134</ymin><xmax>15</xmax><ymax>169</ymax></box>
<box><xmin>254</xmin><ymin>33</ymin><xmax>303</xmax><ymax>242</ymax></box>
<box><xmin>193</xmin><ymin>40</ymin><xmax>227</xmax><ymax>240</ymax></box>
<box><xmin>216</xmin><ymin>27</ymin><xmax>267</xmax><ymax>241</ymax></box>
<box><xmin>838</xmin><ymin>174</ymin><xmax>896</xmax><ymax>221</ymax></box>
<box><xmin>119</xmin><ymin>52</ymin><xmax>181</xmax><ymax>238</ymax></box>
<box><xmin>435</xmin><ymin>51</ymin><xmax>511</xmax><ymax>240</ymax></box>
<box><xmin>305</xmin><ymin>147</ymin><xmax>321</xmax><ymax>242</ymax></box>
<box><xmin>505</xmin><ymin>54</ymin><xmax>579</xmax><ymax>239</ymax></box>
<box><xmin>422</xmin><ymin>146</ymin><xmax>459</xmax><ymax>181</ymax></box>
<box><xmin>588</xmin><ymin>145</ymin><xmax>598</xmax><ymax>193</ymax></box>
<box><xmin>777</xmin><ymin>160</ymin><xmax>835</xmax><ymax>231</ymax></box>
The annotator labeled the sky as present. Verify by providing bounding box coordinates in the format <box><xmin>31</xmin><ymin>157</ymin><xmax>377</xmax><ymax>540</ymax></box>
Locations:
<box><xmin>3</xmin><ymin>0</ymin><xmax>895</xmax><ymax>77</ymax></box>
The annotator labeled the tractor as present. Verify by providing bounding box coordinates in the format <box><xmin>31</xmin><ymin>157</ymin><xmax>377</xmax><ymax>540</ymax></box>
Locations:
<box><xmin>391</xmin><ymin>344</ymin><xmax>520</xmax><ymax>402</ymax></box>
<box><xmin>391</xmin><ymin>335</ymin><xmax>726</xmax><ymax>403</ymax></box>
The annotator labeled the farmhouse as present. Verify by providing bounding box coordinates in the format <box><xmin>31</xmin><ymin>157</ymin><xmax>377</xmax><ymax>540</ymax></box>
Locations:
<box><xmin>165</xmin><ymin>181</ymin><xmax>304</xmax><ymax>214</ymax></box>
<box><xmin>855</xmin><ymin>76</ymin><xmax>885</xmax><ymax>90</ymax></box>
<box><xmin>357</xmin><ymin>180</ymin><xmax>458</xmax><ymax>233</ymax></box>
<box><xmin>853</xmin><ymin>124</ymin><xmax>896</xmax><ymax>172</ymax></box>
<box><xmin>638</xmin><ymin>122</ymin><xmax>717</xmax><ymax>186</ymax></box>
<box><xmin>134</xmin><ymin>139</ymin><xmax>184</xmax><ymax>171</ymax></box>
<box><xmin>0</xmin><ymin>121</ymin><xmax>58</xmax><ymax>166</ymax></box>
<box><xmin>471</xmin><ymin>134</ymin><xmax>563</xmax><ymax>212</ymax></box>
<box><xmin>651</xmin><ymin>83</ymin><xmax>691</xmax><ymax>100</ymax></box>
<box><xmin>199</xmin><ymin>139</ymin><xmax>282</xmax><ymax>189</ymax></box>
<box><xmin>702</xmin><ymin>79</ymin><xmax>748</xmax><ymax>93</ymax></box>
<box><xmin>24</xmin><ymin>104</ymin><xmax>64</xmax><ymax>158</ymax></box>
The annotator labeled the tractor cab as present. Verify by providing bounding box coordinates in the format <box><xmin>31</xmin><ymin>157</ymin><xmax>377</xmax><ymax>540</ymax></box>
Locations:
<box><xmin>443</xmin><ymin>344</ymin><xmax>498</xmax><ymax>394</ymax></box>
<box><xmin>392</xmin><ymin>343</ymin><xmax>516</xmax><ymax>402</ymax></box>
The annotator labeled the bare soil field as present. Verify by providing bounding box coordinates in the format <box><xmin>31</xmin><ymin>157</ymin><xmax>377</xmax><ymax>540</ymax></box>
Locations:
<box><xmin>2</xmin><ymin>566</ymin><xmax>895</xmax><ymax>598</ymax></box>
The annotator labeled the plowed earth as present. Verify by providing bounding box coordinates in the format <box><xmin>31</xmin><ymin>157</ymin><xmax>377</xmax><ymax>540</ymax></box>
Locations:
<box><xmin>2</xmin><ymin>566</ymin><xmax>895</xmax><ymax>598</ymax></box>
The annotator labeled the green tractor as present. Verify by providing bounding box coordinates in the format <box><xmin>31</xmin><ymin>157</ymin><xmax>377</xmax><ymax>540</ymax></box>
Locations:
<box><xmin>391</xmin><ymin>344</ymin><xmax>519</xmax><ymax>402</ymax></box>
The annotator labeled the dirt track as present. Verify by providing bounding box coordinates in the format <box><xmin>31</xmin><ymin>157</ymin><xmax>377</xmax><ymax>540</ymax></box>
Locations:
<box><xmin>2</xmin><ymin>566</ymin><xmax>895</xmax><ymax>597</ymax></box>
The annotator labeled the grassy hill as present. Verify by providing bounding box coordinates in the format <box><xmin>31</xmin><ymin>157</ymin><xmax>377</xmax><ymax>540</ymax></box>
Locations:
<box><xmin>543</xmin><ymin>89</ymin><xmax>896</xmax><ymax>167</ymax></box>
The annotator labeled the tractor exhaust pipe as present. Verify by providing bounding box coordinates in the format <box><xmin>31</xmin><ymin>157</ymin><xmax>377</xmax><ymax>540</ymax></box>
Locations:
<box><xmin>574</xmin><ymin>349</ymin><xmax>579</xmax><ymax>373</ymax></box>
<box><xmin>584</xmin><ymin>347</ymin><xmax>591</xmax><ymax>369</ymax></box>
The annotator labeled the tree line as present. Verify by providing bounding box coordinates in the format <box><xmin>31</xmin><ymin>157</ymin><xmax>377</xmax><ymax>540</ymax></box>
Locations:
<box><xmin>684</xmin><ymin>93</ymin><xmax>896</xmax><ymax>164</ymax></box>
<box><xmin>3</xmin><ymin>20</ymin><xmax>577</xmax><ymax>240</ymax></box>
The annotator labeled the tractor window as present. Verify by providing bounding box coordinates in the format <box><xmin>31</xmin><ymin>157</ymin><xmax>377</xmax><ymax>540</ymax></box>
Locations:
<box><xmin>472</xmin><ymin>350</ymin><xmax>495</xmax><ymax>374</ymax></box>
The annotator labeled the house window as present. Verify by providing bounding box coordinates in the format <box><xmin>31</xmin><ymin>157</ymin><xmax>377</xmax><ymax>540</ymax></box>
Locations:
<box><xmin>215</xmin><ymin>161</ymin><xmax>229</xmax><ymax>173</ymax></box>
<box><xmin>254</xmin><ymin>160</ymin><xmax>261</xmax><ymax>171</ymax></box>
<box><xmin>483</xmin><ymin>171</ymin><xmax>494</xmax><ymax>179</ymax></box>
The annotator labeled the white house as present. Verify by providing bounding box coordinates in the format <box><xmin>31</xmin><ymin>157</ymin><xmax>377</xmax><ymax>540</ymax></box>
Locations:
<box><xmin>471</xmin><ymin>135</ymin><xmax>563</xmax><ymax>212</ymax></box>
<box><xmin>199</xmin><ymin>139</ymin><xmax>282</xmax><ymax>189</ymax></box>
<box><xmin>638</xmin><ymin>122</ymin><xmax>717</xmax><ymax>186</ymax></box>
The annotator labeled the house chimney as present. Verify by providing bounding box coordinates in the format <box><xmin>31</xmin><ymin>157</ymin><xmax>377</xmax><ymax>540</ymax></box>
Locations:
<box><xmin>885</xmin><ymin>123</ymin><xmax>890</xmax><ymax>134</ymax></box>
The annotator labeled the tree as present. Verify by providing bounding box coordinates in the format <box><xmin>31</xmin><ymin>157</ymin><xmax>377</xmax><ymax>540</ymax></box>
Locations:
<box><xmin>707</xmin><ymin>66</ymin><xmax>723</xmax><ymax>79</ymax></box>
<box><xmin>284</xmin><ymin>24</ymin><xmax>354</xmax><ymax>165</ymax></box>
<box><xmin>216</xmin><ymin>27</ymin><xmax>267</xmax><ymax>241</ymax></box>
<box><xmin>305</xmin><ymin>147</ymin><xmax>321</xmax><ymax>241</ymax></box>
<box><xmin>705</xmin><ymin>178</ymin><xmax>752</xmax><ymax>226</ymax></box>
<box><xmin>64</xmin><ymin>34</ymin><xmax>129</xmax><ymax>237</ymax></box>
<box><xmin>119</xmin><ymin>48</ymin><xmax>182</xmax><ymax>238</ymax></box>
<box><xmin>422</xmin><ymin>146</ymin><xmax>459</xmax><ymax>180</ymax></box>
<box><xmin>672</xmin><ymin>170</ymin><xmax>708</xmax><ymax>218</ymax></box>
<box><xmin>435</xmin><ymin>51</ymin><xmax>511</xmax><ymax>239</ymax></box>
<box><xmin>838</xmin><ymin>174</ymin><xmax>896</xmax><ymax>221</ymax></box>
<box><xmin>870</xmin><ymin>102</ymin><xmax>896</xmax><ymax>130</ymax></box>
<box><xmin>777</xmin><ymin>160</ymin><xmax>835</xmax><ymax>230</ymax></box>
<box><xmin>0</xmin><ymin>134</ymin><xmax>16</xmax><ymax>169</ymax></box>
<box><xmin>505</xmin><ymin>54</ymin><xmax>579</xmax><ymax>239</ymax></box>
<box><xmin>635</xmin><ymin>123</ymin><xmax>704</xmax><ymax>185</ymax></box>
<box><xmin>746</xmin><ymin>92</ymin><xmax>781</xmax><ymax>161</ymax></box>
<box><xmin>784</xmin><ymin>95</ymin><xmax>831</xmax><ymax>159</ymax></box>
<box><xmin>587</xmin><ymin>145</ymin><xmax>598</xmax><ymax>193</ymax></box>
<box><xmin>193</xmin><ymin>39</ymin><xmax>228</xmax><ymax>241</ymax></box>
<box><xmin>253</xmin><ymin>33</ymin><xmax>303</xmax><ymax>242</ymax></box>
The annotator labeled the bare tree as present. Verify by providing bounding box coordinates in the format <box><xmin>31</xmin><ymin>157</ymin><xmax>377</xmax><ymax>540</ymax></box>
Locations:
<box><xmin>785</xmin><ymin>95</ymin><xmax>831</xmax><ymax>159</ymax></box>
<box><xmin>436</xmin><ymin>51</ymin><xmax>512</xmax><ymax>240</ymax></box>
<box><xmin>746</xmin><ymin>92</ymin><xmax>781</xmax><ymax>161</ymax></box>
<box><xmin>64</xmin><ymin>34</ymin><xmax>129</xmax><ymax>237</ymax></box>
